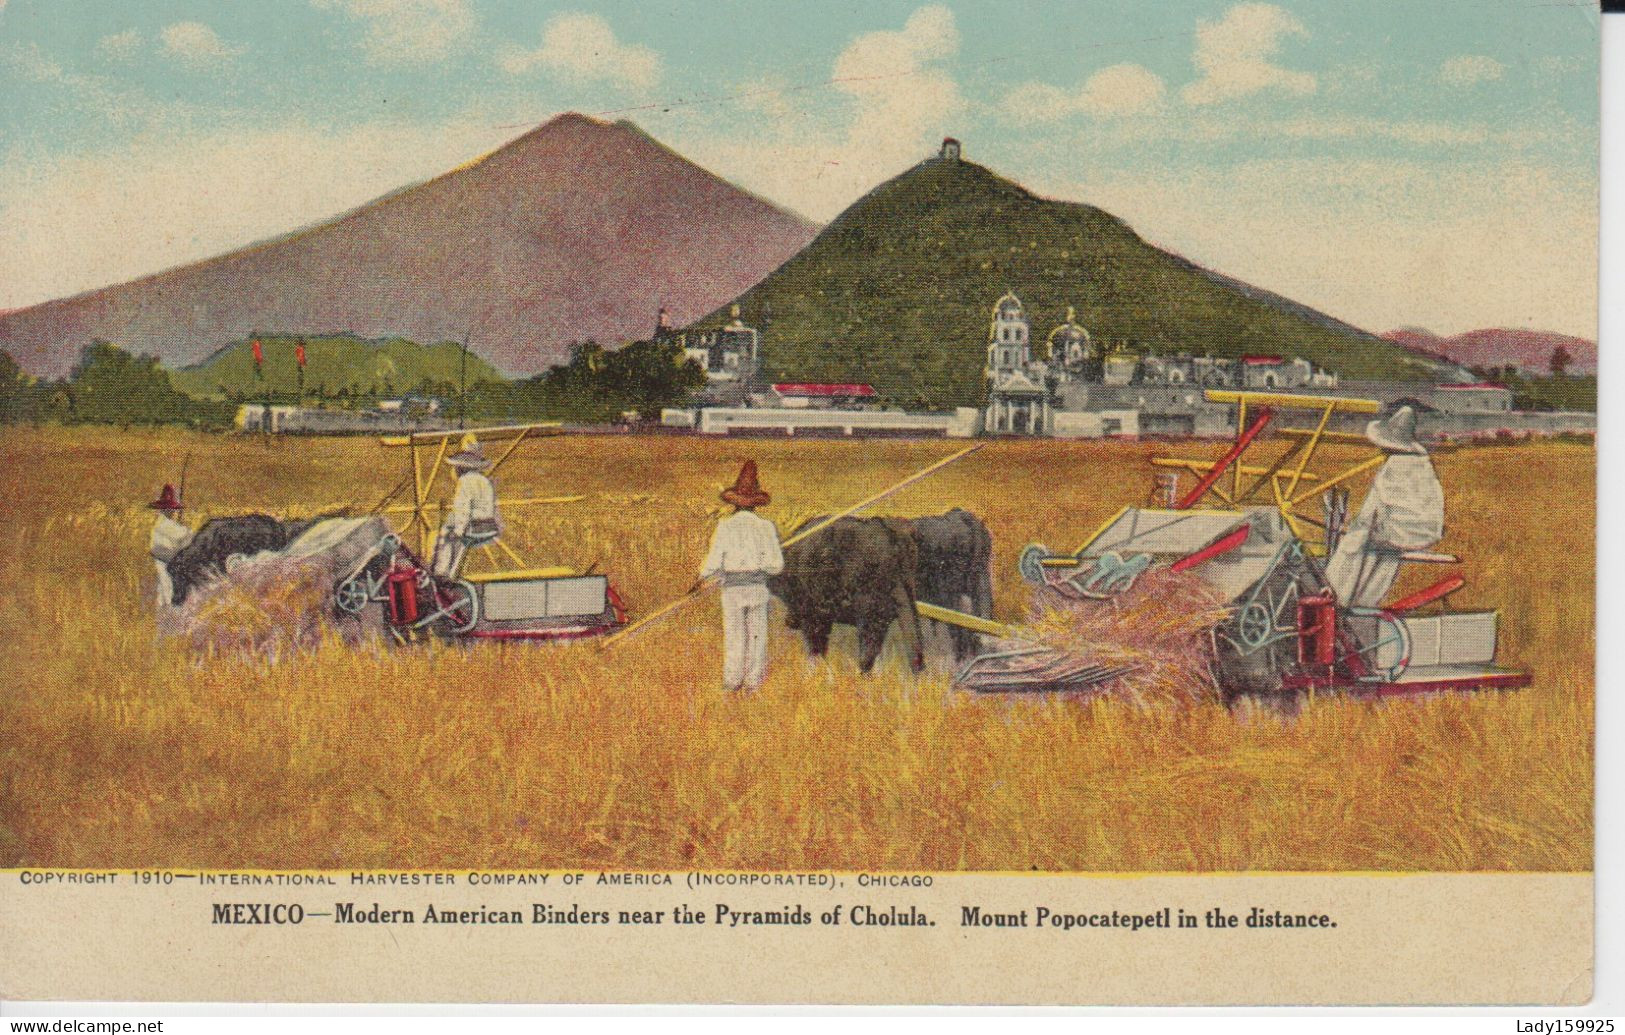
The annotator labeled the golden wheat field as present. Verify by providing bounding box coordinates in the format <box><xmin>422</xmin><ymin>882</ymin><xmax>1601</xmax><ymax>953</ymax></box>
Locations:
<box><xmin>0</xmin><ymin>426</ymin><xmax>1595</xmax><ymax>872</ymax></box>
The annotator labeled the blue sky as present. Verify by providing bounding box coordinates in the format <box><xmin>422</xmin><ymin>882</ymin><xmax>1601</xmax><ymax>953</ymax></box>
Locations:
<box><xmin>0</xmin><ymin>0</ymin><xmax>1602</xmax><ymax>336</ymax></box>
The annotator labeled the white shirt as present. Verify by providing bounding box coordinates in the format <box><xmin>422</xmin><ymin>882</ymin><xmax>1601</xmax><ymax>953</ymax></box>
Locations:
<box><xmin>150</xmin><ymin>514</ymin><xmax>192</xmax><ymax>609</ymax></box>
<box><xmin>1349</xmin><ymin>453</ymin><xmax>1445</xmax><ymax>551</ymax></box>
<box><xmin>701</xmin><ymin>510</ymin><xmax>784</xmax><ymax>597</ymax></box>
<box><xmin>448</xmin><ymin>471</ymin><xmax>499</xmax><ymax>535</ymax></box>
<box><xmin>150</xmin><ymin>514</ymin><xmax>194</xmax><ymax>562</ymax></box>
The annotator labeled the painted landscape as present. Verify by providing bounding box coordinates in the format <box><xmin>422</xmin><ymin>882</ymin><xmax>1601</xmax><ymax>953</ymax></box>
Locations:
<box><xmin>0</xmin><ymin>1</ymin><xmax>1598</xmax><ymax>877</ymax></box>
<box><xmin>0</xmin><ymin>428</ymin><xmax>1592</xmax><ymax>870</ymax></box>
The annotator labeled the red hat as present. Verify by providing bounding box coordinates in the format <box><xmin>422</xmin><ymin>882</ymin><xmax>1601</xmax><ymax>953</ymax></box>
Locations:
<box><xmin>147</xmin><ymin>484</ymin><xmax>182</xmax><ymax>511</ymax></box>
<box><xmin>720</xmin><ymin>460</ymin><xmax>770</xmax><ymax>509</ymax></box>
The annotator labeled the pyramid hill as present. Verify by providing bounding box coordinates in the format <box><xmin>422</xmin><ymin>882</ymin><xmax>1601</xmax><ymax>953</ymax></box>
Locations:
<box><xmin>700</xmin><ymin>146</ymin><xmax>1445</xmax><ymax>407</ymax></box>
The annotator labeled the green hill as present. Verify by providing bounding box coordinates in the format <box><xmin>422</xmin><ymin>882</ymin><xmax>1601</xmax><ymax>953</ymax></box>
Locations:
<box><xmin>170</xmin><ymin>334</ymin><xmax>505</xmax><ymax>400</ymax></box>
<box><xmin>699</xmin><ymin>152</ymin><xmax>1445</xmax><ymax>406</ymax></box>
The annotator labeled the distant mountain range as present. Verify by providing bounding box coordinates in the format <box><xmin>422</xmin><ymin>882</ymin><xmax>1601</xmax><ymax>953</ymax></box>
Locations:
<box><xmin>0</xmin><ymin>114</ymin><xmax>818</xmax><ymax>379</ymax></box>
<box><xmin>698</xmin><ymin>147</ymin><xmax>1449</xmax><ymax>406</ymax></box>
<box><xmin>1381</xmin><ymin>327</ymin><xmax>1597</xmax><ymax>376</ymax></box>
<box><xmin>4</xmin><ymin>115</ymin><xmax>1489</xmax><ymax>401</ymax></box>
<box><xmin>169</xmin><ymin>335</ymin><xmax>504</xmax><ymax>399</ymax></box>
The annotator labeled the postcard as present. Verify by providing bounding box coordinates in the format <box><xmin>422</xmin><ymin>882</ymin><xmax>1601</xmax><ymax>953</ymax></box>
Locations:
<box><xmin>0</xmin><ymin>0</ymin><xmax>1599</xmax><ymax>1006</ymax></box>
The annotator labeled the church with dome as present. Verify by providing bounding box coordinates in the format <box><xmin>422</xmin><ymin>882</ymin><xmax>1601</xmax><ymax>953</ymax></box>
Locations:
<box><xmin>982</xmin><ymin>292</ymin><xmax>1340</xmax><ymax>437</ymax></box>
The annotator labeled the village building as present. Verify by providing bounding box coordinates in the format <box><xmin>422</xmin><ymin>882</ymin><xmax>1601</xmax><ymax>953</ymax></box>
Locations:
<box><xmin>1045</xmin><ymin>306</ymin><xmax>1098</xmax><ymax>379</ymax></box>
<box><xmin>665</xmin><ymin>276</ymin><xmax>1589</xmax><ymax>442</ymax></box>
<box><xmin>670</xmin><ymin>305</ymin><xmax>761</xmax><ymax>384</ymax></box>
<box><xmin>771</xmin><ymin>383</ymin><xmax>878</xmax><ymax>409</ymax></box>
<box><xmin>983</xmin><ymin>293</ymin><xmax>1054</xmax><ymax>435</ymax></box>
<box><xmin>1101</xmin><ymin>342</ymin><xmax>1142</xmax><ymax>387</ymax></box>
<box><xmin>1426</xmin><ymin>382</ymin><xmax>1514</xmax><ymax>414</ymax></box>
<box><xmin>981</xmin><ymin>291</ymin><xmax>1352</xmax><ymax>437</ymax></box>
<box><xmin>235</xmin><ymin>403</ymin><xmax>450</xmax><ymax>434</ymax></box>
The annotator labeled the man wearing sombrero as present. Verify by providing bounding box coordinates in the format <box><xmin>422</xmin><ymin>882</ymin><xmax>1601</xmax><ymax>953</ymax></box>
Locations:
<box><xmin>147</xmin><ymin>483</ymin><xmax>193</xmax><ymax>609</ymax></box>
<box><xmin>699</xmin><ymin>460</ymin><xmax>784</xmax><ymax>692</ymax></box>
<box><xmin>1324</xmin><ymin>405</ymin><xmax>1445</xmax><ymax>608</ymax></box>
<box><xmin>432</xmin><ymin>433</ymin><xmax>503</xmax><ymax>578</ymax></box>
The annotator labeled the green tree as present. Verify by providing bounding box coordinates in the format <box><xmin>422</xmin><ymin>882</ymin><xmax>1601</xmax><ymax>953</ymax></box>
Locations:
<box><xmin>0</xmin><ymin>351</ymin><xmax>39</xmax><ymax>423</ymax></box>
<box><xmin>65</xmin><ymin>341</ymin><xmax>228</xmax><ymax>427</ymax></box>
<box><xmin>532</xmin><ymin>339</ymin><xmax>705</xmax><ymax>421</ymax></box>
<box><xmin>1549</xmin><ymin>345</ymin><xmax>1573</xmax><ymax>378</ymax></box>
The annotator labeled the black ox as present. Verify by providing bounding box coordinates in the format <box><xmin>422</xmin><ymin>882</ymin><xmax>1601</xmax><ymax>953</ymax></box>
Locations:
<box><xmin>768</xmin><ymin>508</ymin><xmax>995</xmax><ymax>673</ymax></box>
<box><xmin>166</xmin><ymin>513</ymin><xmax>334</xmax><ymax>605</ymax></box>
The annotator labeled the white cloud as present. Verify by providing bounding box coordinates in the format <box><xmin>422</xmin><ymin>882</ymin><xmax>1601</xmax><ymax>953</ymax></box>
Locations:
<box><xmin>831</xmin><ymin>5</ymin><xmax>963</xmax><ymax>164</ymax></box>
<box><xmin>160</xmin><ymin>22</ymin><xmax>245</xmax><ymax>66</ymax></box>
<box><xmin>499</xmin><ymin>12</ymin><xmax>661</xmax><ymax>90</ymax></box>
<box><xmin>678</xmin><ymin>5</ymin><xmax>965</xmax><ymax>222</ymax></box>
<box><xmin>96</xmin><ymin>29</ymin><xmax>142</xmax><ymax>62</ymax></box>
<box><xmin>0</xmin><ymin>118</ymin><xmax>518</xmax><ymax>311</ymax></box>
<box><xmin>1002</xmin><ymin>82</ymin><xmax>1075</xmax><ymax>123</ymax></box>
<box><xmin>1</xmin><ymin>40</ymin><xmax>173</xmax><ymax>129</ymax></box>
<box><xmin>3</xmin><ymin>40</ymin><xmax>65</xmax><ymax>82</ymax></box>
<box><xmin>729</xmin><ymin>77</ymin><xmax>805</xmax><ymax>123</ymax></box>
<box><xmin>1440</xmin><ymin>54</ymin><xmax>1505</xmax><ymax>87</ymax></box>
<box><xmin>1269</xmin><ymin>116</ymin><xmax>1491</xmax><ymax>147</ymax></box>
<box><xmin>1080</xmin><ymin>63</ymin><xmax>1168</xmax><ymax>117</ymax></box>
<box><xmin>1181</xmin><ymin>3</ymin><xmax>1316</xmax><ymax>106</ymax></box>
<box><xmin>1004</xmin><ymin>63</ymin><xmax>1167</xmax><ymax>123</ymax></box>
<box><xmin>312</xmin><ymin>0</ymin><xmax>473</xmax><ymax>65</ymax></box>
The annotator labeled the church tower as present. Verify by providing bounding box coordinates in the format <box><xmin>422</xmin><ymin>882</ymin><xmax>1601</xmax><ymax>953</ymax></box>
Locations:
<box><xmin>986</xmin><ymin>292</ymin><xmax>1030</xmax><ymax>374</ymax></box>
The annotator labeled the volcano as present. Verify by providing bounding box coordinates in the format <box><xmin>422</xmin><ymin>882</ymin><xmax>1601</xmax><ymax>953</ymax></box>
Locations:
<box><xmin>0</xmin><ymin>114</ymin><xmax>819</xmax><ymax>378</ymax></box>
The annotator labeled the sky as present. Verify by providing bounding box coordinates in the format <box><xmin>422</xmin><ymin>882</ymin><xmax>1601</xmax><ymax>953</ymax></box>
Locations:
<box><xmin>0</xmin><ymin>0</ymin><xmax>1602</xmax><ymax>337</ymax></box>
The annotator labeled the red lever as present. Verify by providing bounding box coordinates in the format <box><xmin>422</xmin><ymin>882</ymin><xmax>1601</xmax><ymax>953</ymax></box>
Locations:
<box><xmin>1387</xmin><ymin>576</ymin><xmax>1466</xmax><ymax>613</ymax></box>
<box><xmin>1171</xmin><ymin>524</ymin><xmax>1250</xmax><ymax>573</ymax></box>
<box><xmin>1175</xmin><ymin>407</ymin><xmax>1275</xmax><ymax>509</ymax></box>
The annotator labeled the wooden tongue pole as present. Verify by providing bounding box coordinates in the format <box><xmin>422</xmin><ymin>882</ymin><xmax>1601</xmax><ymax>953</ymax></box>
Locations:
<box><xmin>598</xmin><ymin>443</ymin><xmax>984</xmax><ymax>651</ymax></box>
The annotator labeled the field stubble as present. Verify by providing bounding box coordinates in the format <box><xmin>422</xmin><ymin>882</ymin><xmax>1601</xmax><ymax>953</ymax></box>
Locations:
<box><xmin>0</xmin><ymin>428</ymin><xmax>1594</xmax><ymax>871</ymax></box>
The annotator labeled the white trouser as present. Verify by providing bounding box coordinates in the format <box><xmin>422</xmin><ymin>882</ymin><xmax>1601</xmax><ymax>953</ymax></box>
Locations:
<box><xmin>720</xmin><ymin>584</ymin><xmax>770</xmax><ymax>691</ymax></box>
<box><xmin>1324</xmin><ymin>530</ymin><xmax>1404</xmax><ymax>609</ymax></box>
<box><xmin>154</xmin><ymin>561</ymin><xmax>175</xmax><ymax>610</ymax></box>
<box><xmin>432</xmin><ymin>529</ymin><xmax>463</xmax><ymax>578</ymax></box>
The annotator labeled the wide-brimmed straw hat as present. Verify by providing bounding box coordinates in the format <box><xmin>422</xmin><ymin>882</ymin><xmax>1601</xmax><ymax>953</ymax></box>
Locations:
<box><xmin>1365</xmin><ymin>405</ymin><xmax>1427</xmax><ymax>455</ymax></box>
<box><xmin>147</xmin><ymin>484</ymin><xmax>182</xmax><ymax>511</ymax></box>
<box><xmin>720</xmin><ymin>460</ymin><xmax>770</xmax><ymax>509</ymax></box>
<box><xmin>445</xmin><ymin>433</ymin><xmax>492</xmax><ymax>470</ymax></box>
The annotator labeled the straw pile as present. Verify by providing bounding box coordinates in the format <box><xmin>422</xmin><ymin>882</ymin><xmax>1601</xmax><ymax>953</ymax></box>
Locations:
<box><xmin>1000</xmin><ymin>568</ymin><xmax>1234</xmax><ymax>707</ymax></box>
<box><xmin>157</xmin><ymin>516</ymin><xmax>387</xmax><ymax>657</ymax></box>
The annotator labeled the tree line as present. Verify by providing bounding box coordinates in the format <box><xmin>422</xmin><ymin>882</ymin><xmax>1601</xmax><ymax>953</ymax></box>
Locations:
<box><xmin>0</xmin><ymin>342</ymin><xmax>235</xmax><ymax>428</ymax></box>
<box><xmin>463</xmin><ymin>338</ymin><xmax>706</xmax><ymax>424</ymax></box>
<box><xmin>0</xmin><ymin>336</ymin><xmax>706</xmax><ymax>428</ymax></box>
<box><xmin>1467</xmin><ymin>345</ymin><xmax>1595</xmax><ymax>413</ymax></box>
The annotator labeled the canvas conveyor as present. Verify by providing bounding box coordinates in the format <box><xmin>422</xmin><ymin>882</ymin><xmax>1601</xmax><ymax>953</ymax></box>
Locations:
<box><xmin>932</xmin><ymin>390</ymin><xmax>1531</xmax><ymax>699</ymax></box>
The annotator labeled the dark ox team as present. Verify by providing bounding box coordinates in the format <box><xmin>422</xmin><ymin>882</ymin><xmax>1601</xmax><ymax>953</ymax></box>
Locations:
<box><xmin>769</xmin><ymin>508</ymin><xmax>995</xmax><ymax>673</ymax></box>
<box><xmin>164</xmin><ymin>512</ymin><xmax>339</xmax><ymax>605</ymax></box>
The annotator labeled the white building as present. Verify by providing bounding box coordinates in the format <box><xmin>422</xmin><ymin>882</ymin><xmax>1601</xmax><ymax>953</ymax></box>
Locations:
<box><xmin>771</xmin><ymin>383</ymin><xmax>878</xmax><ymax>409</ymax></box>
<box><xmin>983</xmin><ymin>292</ymin><xmax>1054</xmax><ymax>434</ymax></box>
<box><xmin>677</xmin><ymin>305</ymin><xmax>760</xmax><ymax>383</ymax></box>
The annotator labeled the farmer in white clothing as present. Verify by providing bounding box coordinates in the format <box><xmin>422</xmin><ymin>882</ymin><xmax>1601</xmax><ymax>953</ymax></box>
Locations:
<box><xmin>1324</xmin><ymin>406</ymin><xmax>1445</xmax><ymax>608</ymax></box>
<box><xmin>700</xmin><ymin>460</ymin><xmax>784</xmax><ymax>692</ymax></box>
<box><xmin>147</xmin><ymin>483</ymin><xmax>194</xmax><ymax>609</ymax></box>
<box><xmin>432</xmin><ymin>435</ymin><xmax>503</xmax><ymax>577</ymax></box>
